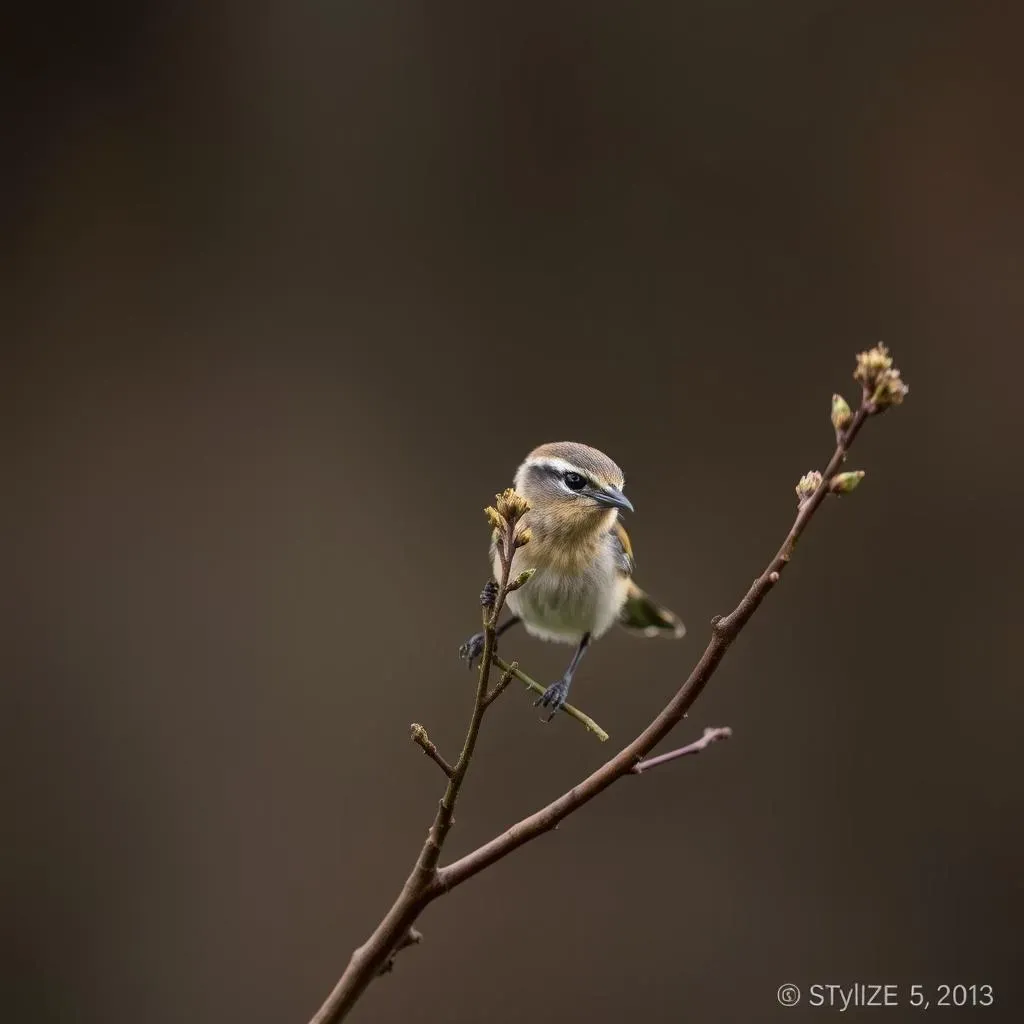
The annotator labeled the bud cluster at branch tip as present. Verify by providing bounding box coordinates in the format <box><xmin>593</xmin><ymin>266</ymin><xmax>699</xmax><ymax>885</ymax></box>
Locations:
<box><xmin>494</xmin><ymin>488</ymin><xmax>530</xmax><ymax>524</ymax></box>
<box><xmin>854</xmin><ymin>343</ymin><xmax>909</xmax><ymax>411</ymax></box>
<box><xmin>485</xmin><ymin>489</ymin><xmax>530</xmax><ymax>533</ymax></box>
<box><xmin>795</xmin><ymin>470</ymin><xmax>823</xmax><ymax>504</ymax></box>
<box><xmin>484</xmin><ymin>489</ymin><xmax>533</xmax><ymax>584</ymax></box>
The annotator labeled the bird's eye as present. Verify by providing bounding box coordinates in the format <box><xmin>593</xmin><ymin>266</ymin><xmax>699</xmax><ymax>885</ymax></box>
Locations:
<box><xmin>563</xmin><ymin>471</ymin><xmax>587</xmax><ymax>491</ymax></box>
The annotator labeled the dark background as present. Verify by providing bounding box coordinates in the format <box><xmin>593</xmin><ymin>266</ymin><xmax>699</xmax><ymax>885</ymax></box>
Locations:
<box><xmin>5</xmin><ymin>3</ymin><xmax>1023</xmax><ymax>1022</ymax></box>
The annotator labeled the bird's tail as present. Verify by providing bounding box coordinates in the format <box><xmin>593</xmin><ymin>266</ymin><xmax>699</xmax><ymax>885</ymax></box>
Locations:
<box><xmin>618</xmin><ymin>581</ymin><xmax>686</xmax><ymax>638</ymax></box>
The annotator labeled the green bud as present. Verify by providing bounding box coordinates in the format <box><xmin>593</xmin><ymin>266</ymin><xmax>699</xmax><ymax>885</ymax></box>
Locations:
<box><xmin>508</xmin><ymin>567</ymin><xmax>536</xmax><ymax>592</ymax></box>
<box><xmin>831</xmin><ymin>393</ymin><xmax>853</xmax><ymax>433</ymax></box>
<box><xmin>829</xmin><ymin>470</ymin><xmax>865</xmax><ymax>494</ymax></box>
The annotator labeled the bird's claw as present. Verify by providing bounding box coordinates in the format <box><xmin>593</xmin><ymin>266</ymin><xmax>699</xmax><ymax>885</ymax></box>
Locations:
<box><xmin>534</xmin><ymin>678</ymin><xmax>571</xmax><ymax>721</ymax></box>
<box><xmin>459</xmin><ymin>631</ymin><xmax>488</xmax><ymax>670</ymax></box>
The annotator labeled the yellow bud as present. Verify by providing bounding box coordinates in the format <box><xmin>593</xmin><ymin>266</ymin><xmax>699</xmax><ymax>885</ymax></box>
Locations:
<box><xmin>854</xmin><ymin>343</ymin><xmax>893</xmax><ymax>386</ymax></box>
<box><xmin>871</xmin><ymin>368</ymin><xmax>909</xmax><ymax>410</ymax></box>
<box><xmin>795</xmin><ymin>470</ymin><xmax>823</xmax><ymax>503</ymax></box>
<box><xmin>829</xmin><ymin>470</ymin><xmax>865</xmax><ymax>494</ymax></box>
<box><xmin>831</xmin><ymin>393</ymin><xmax>853</xmax><ymax>433</ymax></box>
<box><xmin>484</xmin><ymin>506</ymin><xmax>504</xmax><ymax>530</ymax></box>
<box><xmin>514</xmin><ymin>526</ymin><xmax>532</xmax><ymax>548</ymax></box>
<box><xmin>852</xmin><ymin>343</ymin><xmax>908</xmax><ymax>413</ymax></box>
<box><xmin>495</xmin><ymin>488</ymin><xmax>530</xmax><ymax>522</ymax></box>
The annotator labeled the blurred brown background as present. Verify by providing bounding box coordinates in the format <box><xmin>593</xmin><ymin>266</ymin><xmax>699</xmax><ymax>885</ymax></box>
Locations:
<box><xmin>5</xmin><ymin>2</ymin><xmax>1023</xmax><ymax>1022</ymax></box>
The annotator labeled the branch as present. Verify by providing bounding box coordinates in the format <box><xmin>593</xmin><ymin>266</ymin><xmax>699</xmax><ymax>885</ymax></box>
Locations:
<box><xmin>631</xmin><ymin>726</ymin><xmax>733</xmax><ymax>774</ymax></box>
<box><xmin>307</xmin><ymin>345</ymin><xmax>908</xmax><ymax>1023</ymax></box>
<box><xmin>308</xmin><ymin>491</ymin><xmax>529</xmax><ymax>1022</ymax></box>
<box><xmin>492</xmin><ymin>656</ymin><xmax>610</xmax><ymax>741</ymax></box>
<box><xmin>483</xmin><ymin>659</ymin><xmax>517</xmax><ymax>707</ymax></box>
<box><xmin>433</xmin><ymin>402</ymin><xmax>873</xmax><ymax>893</ymax></box>
<box><xmin>409</xmin><ymin>724</ymin><xmax>455</xmax><ymax>779</ymax></box>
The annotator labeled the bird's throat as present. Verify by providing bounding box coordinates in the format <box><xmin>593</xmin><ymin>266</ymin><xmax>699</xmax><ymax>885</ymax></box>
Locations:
<box><xmin>522</xmin><ymin>508</ymin><xmax>616</xmax><ymax>573</ymax></box>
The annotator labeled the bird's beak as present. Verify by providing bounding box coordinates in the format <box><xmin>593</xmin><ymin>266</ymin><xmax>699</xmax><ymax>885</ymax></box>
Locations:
<box><xmin>591</xmin><ymin>485</ymin><xmax>635</xmax><ymax>513</ymax></box>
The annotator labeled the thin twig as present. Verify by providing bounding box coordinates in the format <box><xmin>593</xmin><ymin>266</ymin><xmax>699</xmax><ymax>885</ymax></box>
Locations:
<box><xmin>409</xmin><ymin>724</ymin><xmax>455</xmax><ymax>779</ymax></box>
<box><xmin>411</xmin><ymin>537</ymin><xmax>514</xmax><ymax>878</ymax></box>
<box><xmin>493</xmin><ymin>656</ymin><xmax>609</xmax><ymax>741</ymax></box>
<box><xmin>631</xmin><ymin>726</ymin><xmax>733</xmax><ymax>773</ymax></box>
<box><xmin>483</xmin><ymin>660</ymin><xmax>518</xmax><ymax>707</ymax></box>
<box><xmin>309</xmin><ymin>496</ymin><xmax>525</xmax><ymax>1023</ymax></box>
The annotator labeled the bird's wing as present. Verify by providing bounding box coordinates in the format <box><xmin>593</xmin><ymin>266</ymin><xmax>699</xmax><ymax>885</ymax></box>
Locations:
<box><xmin>611</xmin><ymin>519</ymin><xmax>636</xmax><ymax>577</ymax></box>
<box><xmin>612</xmin><ymin>520</ymin><xmax>686</xmax><ymax>638</ymax></box>
<box><xmin>619</xmin><ymin>581</ymin><xmax>687</xmax><ymax>638</ymax></box>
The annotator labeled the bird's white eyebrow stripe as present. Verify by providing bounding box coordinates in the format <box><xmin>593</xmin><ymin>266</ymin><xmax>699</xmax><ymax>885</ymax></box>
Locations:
<box><xmin>521</xmin><ymin>456</ymin><xmax>627</xmax><ymax>491</ymax></box>
<box><xmin>523</xmin><ymin>457</ymin><xmax>589</xmax><ymax>478</ymax></box>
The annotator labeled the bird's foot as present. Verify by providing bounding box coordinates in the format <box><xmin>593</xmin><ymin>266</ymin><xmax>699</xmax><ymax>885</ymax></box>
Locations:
<box><xmin>460</xmin><ymin>581</ymin><xmax>503</xmax><ymax>668</ymax></box>
<box><xmin>534</xmin><ymin>678</ymin><xmax>571</xmax><ymax>722</ymax></box>
<box><xmin>459</xmin><ymin>632</ymin><xmax>490</xmax><ymax>670</ymax></box>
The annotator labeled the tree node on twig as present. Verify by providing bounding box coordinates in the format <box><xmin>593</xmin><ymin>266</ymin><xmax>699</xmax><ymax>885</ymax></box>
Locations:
<box><xmin>376</xmin><ymin>928</ymin><xmax>422</xmax><ymax>975</ymax></box>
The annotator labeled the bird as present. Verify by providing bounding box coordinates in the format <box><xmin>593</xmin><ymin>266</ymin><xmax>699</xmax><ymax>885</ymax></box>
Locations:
<box><xmin>460</xmin><ymin>441</ymin><xmax>685</xmax><ymax>720</ymax></box>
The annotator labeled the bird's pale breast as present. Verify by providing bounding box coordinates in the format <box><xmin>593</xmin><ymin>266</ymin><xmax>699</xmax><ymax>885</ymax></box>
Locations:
<box><xmin>495</xmin><ymin>536</ymin><xmax>628</xmax><ymax>644</ymax></box>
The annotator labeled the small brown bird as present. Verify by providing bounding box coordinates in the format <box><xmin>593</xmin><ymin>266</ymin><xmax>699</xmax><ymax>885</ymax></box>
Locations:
<box><xmin>461</xmin><ymin>441</ymin><xmax>685</xmax><ymax>719</ymax></box>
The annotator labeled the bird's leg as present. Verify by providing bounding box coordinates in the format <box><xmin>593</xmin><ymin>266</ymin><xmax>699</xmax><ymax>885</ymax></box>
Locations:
<box><xmin>535</xmin><ymin>632</ymin><xmax>591</xmax><ymax>721</ymax></box>
<box><xmin>459</xmin><ymin>616</ymin><xmax>521</xmax><ymax>669</ymax></box>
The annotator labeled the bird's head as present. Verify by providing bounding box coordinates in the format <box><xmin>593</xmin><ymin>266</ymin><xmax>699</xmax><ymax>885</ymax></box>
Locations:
<box><xmin>512</xmin><ymin>441</ymin><xmax>633</xmax><ymax>537</ymax></box>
